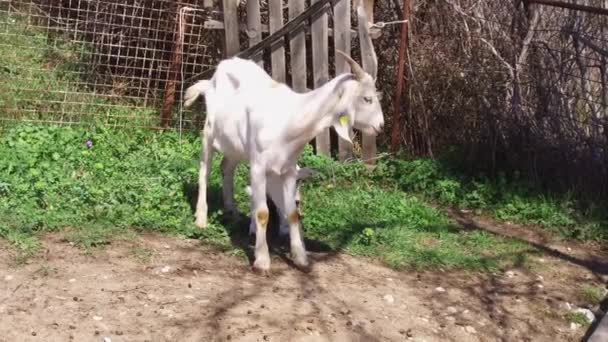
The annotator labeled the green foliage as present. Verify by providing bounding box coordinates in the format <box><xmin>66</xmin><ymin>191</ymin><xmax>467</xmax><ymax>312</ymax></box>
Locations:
<box><xmin>0</xmin><ymin>124</ymin><xmax>536</xmax><ymax>271</ymax></box>
<box><xmin>0</xmin><ymin>13</ymin><xmax>158</xmax><ymax>126</ymax></box>
<box><xmin>566</xmin><ymin>312</ymin><xmax>592</xmax><ymax>326</ymax></box>
<box><xmin>579</xmin><ymin>286</ymin><xmax>606</xmax><ymax>305</ymax></box>
<box><xmin>375</xmin><ymin>156</ymin><xmax>608</xmax><ymax>241</ymax></box>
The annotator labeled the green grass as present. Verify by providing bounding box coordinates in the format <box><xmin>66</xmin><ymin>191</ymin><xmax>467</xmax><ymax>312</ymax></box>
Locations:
<box><xmin>377</xmin><ymin>157</ymin><xmax>608</xmax><ymax>241</ymax></box>
<box><xmin>0</xmin><ymin>12</ymin><xmax>159</xmax><ymax>127</ymax></box>
<box><xmin>0</xmin><ymin>123</ymin><xmax>537</xmax><ymax>272</ymax></box>
<box><xmin>579</xmin><ymin>286</ymin><xmax>606</xmax><ymax>305</ymax></box>
<box><xmin>566</xmin><ymin>311</ymin><xmax>592</xmax><ymax>326</ymax></box>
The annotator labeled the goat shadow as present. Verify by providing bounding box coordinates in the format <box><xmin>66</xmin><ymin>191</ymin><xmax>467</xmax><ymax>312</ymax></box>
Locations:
<box><xmin>182</xmin><ymin>182</ymin><xmax>336</xmax><ymax>268</ymax></box>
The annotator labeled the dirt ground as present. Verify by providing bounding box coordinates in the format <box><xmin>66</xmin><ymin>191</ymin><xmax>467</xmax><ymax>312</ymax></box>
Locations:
<box><xmin>1</xmin><ymin>213</ymin><xmax>607</xmax><ymax>342</ymax></box>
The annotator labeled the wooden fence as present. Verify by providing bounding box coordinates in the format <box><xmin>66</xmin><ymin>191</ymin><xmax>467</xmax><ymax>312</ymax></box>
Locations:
<box><xmin>209</xmin><ymin>0</ymin><xmax>379</xmax><ymax>165</ymax></box>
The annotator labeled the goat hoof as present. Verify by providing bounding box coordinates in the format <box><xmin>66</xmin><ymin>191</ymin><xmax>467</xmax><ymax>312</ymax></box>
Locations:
<box><xmin>252</xmin><ymin>261</ymin><xmax>270</xmax><ymax>276</ymax></box>
<box><xmin>292</xmin><ymin>254</ymin><xmax>310</xmax><ymax>272</ymax></box>
<box><xmin>194</xmin><ymin>217</ymin><xmax>208</xmax><ymax>229</ymax></box>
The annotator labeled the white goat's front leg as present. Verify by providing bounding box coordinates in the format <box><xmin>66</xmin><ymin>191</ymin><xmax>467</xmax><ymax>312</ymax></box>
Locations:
<box><xmin>194</xmin><ymin>129</ymin><xmax>214</xmax><ymax>228</ymax></box>
<box><xmin>250</xmin><ymin>164</ymin><xmax>271</xmax><ymax>273</ymax></box>
<box><xmin>220</xmin><ymin>157</ymin><xmax>238</xmax><ymax>217</ymax></box>
<box><xmin>281</xmin><ymin>170</ymin><xmax>308</xmax><ymax>269</ymax></box>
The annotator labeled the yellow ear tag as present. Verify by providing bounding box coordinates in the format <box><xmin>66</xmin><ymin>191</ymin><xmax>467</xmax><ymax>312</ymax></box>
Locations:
<box><xmin>339</xmin><ymin>115</ymin><xmax>349</xmax><ymax>127</ymax></box>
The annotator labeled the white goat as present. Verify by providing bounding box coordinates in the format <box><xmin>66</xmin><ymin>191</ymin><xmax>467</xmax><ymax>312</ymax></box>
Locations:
<box><xmin>183</xmin><ymin>7</ymin><xmax>382</xmax><ymax>274</ymax></box>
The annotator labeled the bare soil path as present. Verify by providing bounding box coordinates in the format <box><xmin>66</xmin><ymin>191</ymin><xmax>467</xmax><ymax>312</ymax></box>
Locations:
<box><xmin>1</xmin><ymin>214</ymin><xmax>607</xmax><ymax>342</ymax></box>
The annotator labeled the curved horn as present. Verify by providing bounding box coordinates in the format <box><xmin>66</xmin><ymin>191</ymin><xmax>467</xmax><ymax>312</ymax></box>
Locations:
<box><xmin>335</xmin><ymin>49</ymin><xmax>366</xmax><ymax>80</ymax></box>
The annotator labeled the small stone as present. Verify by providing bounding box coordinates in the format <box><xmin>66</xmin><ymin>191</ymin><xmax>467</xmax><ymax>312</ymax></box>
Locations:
<box><xmin>69</xmin><ymin>278</ymin><xmax>76</xmax><ymax>283</ymax></box>
<box><xmin>539</xmin><ymin>258</ymin><xmax>546</xmax><ymax>263</ymax></box>
<box><xmin>573</xmin><ymin>308</ymin><xmax>595</xmax><ymax>323</ymax></box>
<box><xmin>31</xmin><ymin>331</ymin><xmax>37</xmax><ymax>336</ymax></box>
<box><xmin>446</xmin><ymin>306</ymin><xmax>458</xmax><ymax>314</ymax></box>
<box><xmin>69</xmin><ymin>325</ymin><xmax>76</xmax><ymax>330</ymax></box>
<box><xmin>103</xmin><ymin>337</ymin><xmax>112</xmax><ymax>342</ymax></box>
<box><xmin>561</xmin><ymin>302</ymin><xmax>573</xmax><ymax>310</ymax></box>
<box><xmin>406</xmin><ymin>329</ymin><xmax>413</xmax><ymax>337</ymax></box>
<box><xmin>435</xmin><ymin>287</ymin><xmax>446</xmax><ymax>293</ymax></box>
<box><xmin>536</xmin><ymin>275</ymin><xmax>544</xmax><ymax>281</ymax></box>
<box><xmin>161</xmin><ymin>266</ymin><xmax>171</xmax><ymax>273</ymax></box>
<box><xmin>263</xmin><ymin>336</ymin><xmax>269</xmax><ymax>341</ymax></box>
<box><xmin>4</xmin><ymin>275</ymin><xmax>13</xmax><ymax>281</ymax></box>
<box><xmin>505</xmin><ymin>271</ymin><xmax>515</xmax><ymax>278</ymax></box>
<box><xmin>464</xmin><ymin>326</ymin><xmax>477</xmax><ymax>334</ymax></box>
<box><xmin>570</xmin><ymin>322</ymin><xmax>581</xmax><ymax>330</ymax></box>
<box><xmin>73</xmin><ymin>297</ymin><xmax>79</xmax><ymax>301</ymax></box>
<box><xmin>383</xmin><ymin>294</ymin><xmax>395</xmax><ymax>304</ymax></box>
<box><xmin>536</xmin><ymin>284</ymin><xmax>544</xmax><ymax>289</ymax></box>
<box><xmin>92</xmin><ymin>315</ymin><xmax>103</xmax><ymax>321</ymax></box>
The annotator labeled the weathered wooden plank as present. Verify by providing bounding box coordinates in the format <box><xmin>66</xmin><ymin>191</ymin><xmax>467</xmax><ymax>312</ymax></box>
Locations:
<box><xmin>203</xmin><ymin>19</ymin><xmax>358</xmax><ymax>37</ymax></box>
<box><xmin>268</xmin><ymin>0</ymin><xmax>286</xmax><ymax>83</ymax></box>
<box><xmin>334</xmin><ymin>0</ymin><xmax>352</xmax><ymax>161</ymax></box>
<box><xmin>311</xmin><ymin>0</ymin><xmax>330</xmax><ymax>156</ymax></box>
<box><xmin>359</xmin><ymin>0</ymin><xmax>378</xmax><ymax>167</ymax></box>
<box><xmin>289</xmin><ymin>0</ymin><xmax>306</xmax><ymax>92</ymax></box>
<box><xmin>222</xmin><ymin>0</ymin><xmax>239</xmax><ymax>57</ymax></box>
<box><xmin>246</xmin><ymin>0</ymin><xmax>263</xmax><ymax>66</ymax></box>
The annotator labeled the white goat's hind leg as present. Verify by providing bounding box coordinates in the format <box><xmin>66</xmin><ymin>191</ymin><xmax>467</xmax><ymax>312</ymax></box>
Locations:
<box><xmin>194</xmin><ymin>129</ymin><xmax>214</xmax><ymax>228</ymax></box>
<box><xmin>250</xmin><ymin>164</ymin><xmax>271</xmax><ymax>273</ymax></box>
<box><xmin>220</xmin><ymin>157</ymin><xmax>238</xmax><ymax>217</ymax></box>
<box><xmin>281</xmin><ymin>172</ymin><xmax>308</xmax><ymax>269</ymax></box>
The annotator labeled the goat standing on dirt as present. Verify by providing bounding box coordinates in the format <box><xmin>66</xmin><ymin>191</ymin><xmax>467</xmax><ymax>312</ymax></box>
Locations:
<box><xmin>183</xmin><ymin>8</ymin><xmax>382</xmax><ymax>274</ymax></box>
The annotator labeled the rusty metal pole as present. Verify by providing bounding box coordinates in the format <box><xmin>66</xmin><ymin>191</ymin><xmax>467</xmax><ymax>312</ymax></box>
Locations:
<box><xmin>160</xmin><ymin>11</ymin><xmax>186</xmax><ymax>128</ymax></box>
<box><xmin>391</xmin><ymin>0</ymin><xmax>410</xmax><ymax>152</ymax></box>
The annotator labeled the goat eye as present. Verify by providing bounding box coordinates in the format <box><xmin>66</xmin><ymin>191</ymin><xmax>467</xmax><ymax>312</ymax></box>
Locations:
<box><xmin>363</xmin><ymin>96</ymin><xmax>372</xmax><ymax>104</ymax></box>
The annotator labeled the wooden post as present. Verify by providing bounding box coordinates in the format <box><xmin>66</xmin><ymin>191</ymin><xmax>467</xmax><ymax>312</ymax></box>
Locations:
<box><xmin>360</xmin><ymin>0</ymin><xmax>377</xmax><ymax>166</ymax></box>
<box><xmin>247</xmin><ymin>0</ymin><xmax>263</xmax><ymax>66</ymax></box>
<box><xmin>222</xmin><ymin>0</ymin><xmax>239</xmax><ymax>57</ymax></box>
<box><xmin>334</xmin><ymin>0</ymin><xmax>352</xmax><ymax>161</ymax></box>
<box><xmin>311</xmin><ymin>0</ymin><xmax>330</xmax><ymax>156</ymax></box>
<box><xmin>289</xmin><ymin>0</ymin><xmax>306</xmax><ymax>92</ymax></box>
<box><xmin>391</xmin><ymin>0</ymin><xmax>410</xmax><ymax>152</ymax></box>
<box><xmin>269</xmin><ymin>0</ymin><xmax>286</xmax><ymax>83</ymax></box>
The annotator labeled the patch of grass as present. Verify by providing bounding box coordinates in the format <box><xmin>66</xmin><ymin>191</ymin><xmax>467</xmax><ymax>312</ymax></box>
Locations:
<box><xmin>0</xmin><ymin>12</ymin><xmax>159</xmax><ymax>127</ymax></box>
<box><xmin>566</xmin><ymin>311</ymin><xmax>592</xmax><ymax>326</ymax></box>
<box><xmin>298</xmin><ymin>160</ymin><xmax>533</xmax><ymax>271</ymax></box>
<box><xmin>0</xmin><ymin>123</ymin><xmax>535</xmax><ymax>272</ymax></box>
<box><xmin>35</xmin><ymin>264</ymin><xmax>58</xmax><ymax>277</ymax></box>
<box><xmin>133</xmin><ymin>247</ymin><xmax>154</xmax><ymax>263</ymax></box>
<box><xmin>375</xmin><ymin>157</ymin><xmax>608</xmax><ymax>241</ymax></box>
<box><xmin>579</xmin><ymin>286</ymin><xmax>606</xmax><ymax>305</ymax></box>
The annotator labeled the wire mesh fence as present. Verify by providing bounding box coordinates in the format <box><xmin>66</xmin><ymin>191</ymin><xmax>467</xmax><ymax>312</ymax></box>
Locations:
<box><xmin>0</xmin><ymin>0</ymin><xmax>224</xmax><ymax>130</ymax></box>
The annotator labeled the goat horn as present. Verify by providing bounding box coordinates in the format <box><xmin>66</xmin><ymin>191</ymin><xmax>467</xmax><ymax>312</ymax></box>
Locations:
<box><xmin>335</xmin><ymin>49</ymin><xmax>365</xmax><ymax>80</ymax></box>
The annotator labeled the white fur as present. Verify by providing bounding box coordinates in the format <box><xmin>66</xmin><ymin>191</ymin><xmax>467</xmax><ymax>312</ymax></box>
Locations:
<box><xmin>183</xmin><ymin>7</ymin><xmax>382</xmax><ymax>273</ymax></box>
<box><xmin>244</xmin><ymin>165</ymin><xmax>315</xmax><ymax>237</ymax></box>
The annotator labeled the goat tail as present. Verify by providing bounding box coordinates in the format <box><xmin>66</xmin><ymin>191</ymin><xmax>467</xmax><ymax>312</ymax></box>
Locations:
<box><xmin>184</xmin><ymin>80</ymin><xmax>211</xmax><ymax>108</ymax></box>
